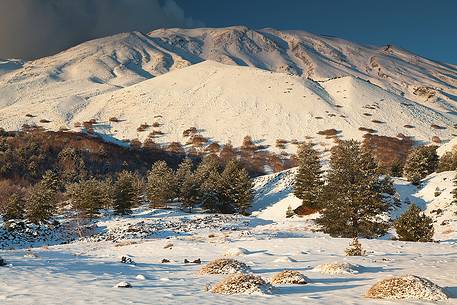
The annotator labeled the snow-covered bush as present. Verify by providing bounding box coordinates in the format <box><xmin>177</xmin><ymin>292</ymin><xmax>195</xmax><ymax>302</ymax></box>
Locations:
<box><xmin>210</xmin><ymin>274</ymin><xmax>272</xmax><ymax>295</ymax></box>
<box><xmin>312</xmin><ymin>262</ymin><xmax>360</xmax><ymax>275</ymax></box>
<box><xmin>200</xmin><ymin>258</ymin><xmax>250</xmax><ymax>275</ymax></box>
<box><xmin>366</xmin><ymin>275</ymin><xmax>448</xmax><ymax>301</ymax></box>
<box><xmin>270</xmin><ymin>270</ymin><xmax>309</xmax><ymax>285</ymax></box>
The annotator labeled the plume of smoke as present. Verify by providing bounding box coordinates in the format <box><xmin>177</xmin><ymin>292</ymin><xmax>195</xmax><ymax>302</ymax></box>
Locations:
<box><xmin>0</xmin><ymin>0</ymin><xmax>200</xmax><ymax>60</ymax></box>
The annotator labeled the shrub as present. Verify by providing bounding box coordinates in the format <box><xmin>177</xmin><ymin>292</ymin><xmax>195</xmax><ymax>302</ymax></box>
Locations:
<box><xmin>317</xmin><ymin>129</ymin><xmax>338</xmax><ymax>136</ymax></box>
<box><xmin>359</xmin><ymin>127</ymin><xmax>377</xmax><ymax>133</ymax></box>
<box><xmin>312</xmin><ymin>262</ymin><xmax>359</xmax><ymax>275</ymax></box>
<box><xmin>366</xmin><ymin>275</ymin><xmax>448</xmax><ymax>301</ymax></box>
<box><xmin>210</xmin><ymin>274</ymin><xmax>272</xmax><ymax>295</ymax></box>
<box><xmin>200</xmin><ymin>258</ymin><xmax>250</xmax><ymax>275</ymax></box>
<box><xmin>345</xmin><ymin>237</ymin><xmax>366</xmax><ymax>256</ymax></box>
<box><xmin>270</xmin><ymin>270</ymin><xmax>309</xmax><ymax>285</ymax></box>
<box><xmin>431</xmin><ymin>124</ymin><xmax>446</xmax><ymax>130</ymax></box>
<box><xmin>394</xmin><ymin>204</ymin><xmax>434</xmax><ymax>242</ymax></box>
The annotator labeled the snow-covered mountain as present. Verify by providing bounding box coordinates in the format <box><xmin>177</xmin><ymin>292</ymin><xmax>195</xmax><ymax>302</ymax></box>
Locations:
<box><xmin>0</xmin><ymin>27</ymin><xmax>456</xmax><ymax>149</ymax></box>
<box><xmin>149</xmin><ymin>27</ymin><xmax>457</xmax><ymax>111</ymax></box>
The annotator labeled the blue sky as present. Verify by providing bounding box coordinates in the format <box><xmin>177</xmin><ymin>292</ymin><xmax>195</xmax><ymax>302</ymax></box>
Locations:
<box><xmin>177</xmin><ymin>0</ymin><xmax>457</xmax><ymax>64</ymax></box>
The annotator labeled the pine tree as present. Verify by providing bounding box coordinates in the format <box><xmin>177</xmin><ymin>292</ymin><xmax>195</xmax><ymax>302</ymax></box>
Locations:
<box><xmin>232</xmin><ymin>168</ymin><xmax>254</xmax><ymax>215</ymax></box>
<box><xmin>219</xmin><ymin>159</ymin><xmax>254</xmax><ymax>214</ymax></box>
<box><xmin>67</xmin><ymin>178</ymin><xmax>111</xmax><ymax>219</ymax></box>
<box><xmin>200</xmin><ymin>170</ymin><xmax>227</xmax><ymax>212</ymax></box>
<box><xmin>394</xmin><ymin>204</ymin><xmax>434</xmax><ymax>242</ymax></box>
<box><xmin>113</xmin><ymin>171</ymin><xmax>141</xmax><ymax>215</ymax></box>
<box><xmin>2</xmin><ymin>192</ymin><xmax>25</xmax><ymax>221</ymax></box>
<box><xmin>41</xmin><ymin>170</ymin><xmax>61</xmax><ymax>192</ymax></box>
<box><xmin>316</xmin><ymin>140</ymin><xmax>390</xmax><ymax>238</ymax></box>
<box><xmin>345</xmin><ymin>237</ymin><xmax>366</xmax><ymax>256</ymax></box>
<box><xmin>146</xmin><ymin>161</ymin><xmax>176</xmax><ymax>208</ymax></box>
<box><xmin>26</xmin><ymin>179</ymin><xmax>58</xmax><ymax>223</ymax></box>
<box><xmin>403</xmin><ymin>145</ymin><xmax>439</xmax><ymax>185</ymax></box>
<box><xmin>176</xmin><ymin>159</ymin><xmax>198</xmax><ymax>211</ymax></box>
<box><xmin>293</xmin><ymin>142</ymin><xmax>323</xmax><ymax>210</ymax></box>
<box><xmin>286</xmin><ymin>205</ymin><xmax>294</xmax><ymax>218</ymax></box>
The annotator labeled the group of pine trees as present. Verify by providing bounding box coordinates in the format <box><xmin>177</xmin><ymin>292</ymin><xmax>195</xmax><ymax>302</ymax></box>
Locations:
<box><xmin>294</xmin><ymin>139</ymin><xmax>435</xmax><ymax>241</ymax></box>
<box><xmin>0</xmin><ymin>156</ymin><xmax>254</xmax><ymax>224</ymax></box>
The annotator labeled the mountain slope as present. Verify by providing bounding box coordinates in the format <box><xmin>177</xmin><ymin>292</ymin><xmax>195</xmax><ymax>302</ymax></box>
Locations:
<box><xmin>0</xmin><ymin>32</ymin><xmax>197</xmax><ymax>129</ymax></box>
<box><xmin>70</xmin><ymin>61</ymin><xmax>453</xmax><ymax>149</ymax></box>
<box><xmin>149</xmin><ymin>26</ymin><xmax>457</xmax><ymax>113</ymax></box>
<box><xmin>0</xmin><ymin>27</ymin><xmax>455</xmax><ymax>149</ymax></box>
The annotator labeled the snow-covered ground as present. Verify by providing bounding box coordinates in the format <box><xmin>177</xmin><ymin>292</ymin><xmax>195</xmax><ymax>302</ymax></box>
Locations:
<box><xmin>1</xmin><ymin>169</ymin><xmax>457</xmax><ymax>304</ymax></box>
<box><xmin>1</xmin><ymin>209</ymin><xmax>456</xmax><ymax>304</ymax></box>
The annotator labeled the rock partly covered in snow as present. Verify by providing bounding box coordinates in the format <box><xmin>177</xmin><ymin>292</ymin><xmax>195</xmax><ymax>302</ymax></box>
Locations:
<box><xmin>200</xmin><ymin>258</ymin><xmax>251</xmax><ymax>275</ymax></box>
<box><xmin>366</xmin><ymin>275</ymin><xmax>448</xmax><ymax>301</ymax></box>
<box><xmin>210</xmin><ymin>274</ymin><xmax>273</xmax><ymax>295</ymax></box>
<box><xmin>115</xmin><ymin>281</ymin><xmax>132</xmax><ymax>288</ymax></box>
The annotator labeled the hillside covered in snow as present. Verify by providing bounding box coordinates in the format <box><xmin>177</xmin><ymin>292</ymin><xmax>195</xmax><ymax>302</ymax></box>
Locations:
<box><xmin>0</xmin><ymin>27</ymin><xmax>456</xmax><ymax>152</ymax></box>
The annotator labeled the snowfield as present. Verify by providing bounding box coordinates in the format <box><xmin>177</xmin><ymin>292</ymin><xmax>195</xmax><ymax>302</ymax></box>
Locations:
<box><xmin>1</xmin><ymin>169</ymin><xmax>457</xmax><ymax>304</ymax></box>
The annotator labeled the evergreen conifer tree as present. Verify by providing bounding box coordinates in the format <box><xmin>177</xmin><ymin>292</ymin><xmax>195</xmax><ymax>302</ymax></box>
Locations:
<box><xmin>113</xmin><ymin>171</ymin><xmax>141</xmax><ymax>215</ymax></box>
<box><xmin>293</xmin><ymin>142</ymin><xmax>323</xmax><ymax>210</ymax></box>
<box><xmin>316</xmin><ymin>140</ymin><xmax>390</xmax><ymax>238</ymax></box>
<box><xmin>26</xmin><ymin>177</ymin><xmax>58</xmax><ymax>223</ymax></box>
<box><xmin>2</xmin><ymin>192</ymin><xmax>25</xmax><ymax>221</ymax></box>
<box><xmin>286</xmin><ymin>205</ymin><xmax>294</xmax><ymax>218</ymax></box>
<box><xmin>394</xmin><ymin>204</ymin><xmax>434</xmax><ymax>242</ymax></box>
<box><xmin>176</xmin><ymin>159</ymin><xmax>199</xmax><ymax>211</ymax></box>
<box><xmin>67</xmin><ymin>178</ymin><xmax>110</xmax><ymax>219</ymax></box>
<box><xmin>146</xmin><ymin>161</ymin><xmax>176</xmax><ymax>208</ymax></box>
<box><xmin>403</xmin><ymin>146</ymin><xmax>439</xmax><ymax>185</ymax></box>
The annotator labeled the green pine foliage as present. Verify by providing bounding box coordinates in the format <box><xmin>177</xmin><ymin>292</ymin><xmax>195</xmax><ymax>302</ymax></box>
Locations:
<box><xmin>176</xmin><ymin>159</ymin><xmax>199</xmax><ymax>211</ymax></box>
<box><xmin>113</xmin><ymin>170</ymin><xmax>142</xmax><ymax>215</ymax></box>
<box><xmin>394</xmin><ymin>204</ymin><xmax>434</xmax><ymax>242</ymax></box>
<box><xmin>293</xmin><ymin>142</ymin><xmax>323</xmax><ymax>209</ymax></box>
<box><xmin>316</xmin><ymin>140</ymin><xmax>390</xmax><ymax>238</ymax></box>
<box><xmin>2</xmin><ymin>192</ymin><xmax>26</xmax><ymax>221</ymax></box>
<box><xmin>67</xmin><ymin>178</ymin><xmax>111</xmax><ymax>219</ymax></box>
<box><xmin>221</xmin><ymin>159</ymin><xmax>254</xmax><ymax>214</ymax></box>
<box><xmin>26</xmin><ymin>177</ymin><xmax>58</xmax><ymax>223</ymax></box>
<box><xmin>403</xmin><ymin>145</ymin><xmax>439</xmax><ymax>185</ymax></box>
<box><xmin>146</xmin><ymin>161</ymin><xmax>176</xmax><ymax>208</ymax></box>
